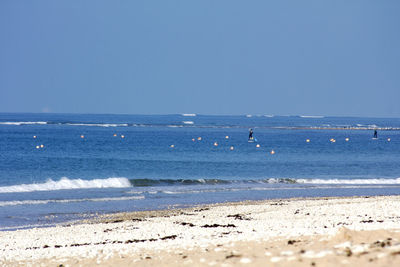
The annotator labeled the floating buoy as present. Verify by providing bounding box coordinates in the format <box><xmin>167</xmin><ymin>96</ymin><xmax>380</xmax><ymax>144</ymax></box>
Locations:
<box><xmin>36</xmin><ymin>145</ymin><xmax>40</xmax><ymax>149</ymax></box>
<box><xmin>345</xmin><ymin>138</ymin><xmax>349</xmax><ymax>142</ymax></box>
<box><xmin>170</xmin><ymin>144</ymin><xmax>175</xmax><ymax>148</ymax></box>
<box><xmin>33</xmin><ymin>136</ymin><xmax>37</xmax><ymax>139</ymax></box>
<box><xmin>256</xmin><ymin>144</ymin><xmax>260</xmax><ymax>148</ymax></box>
<box><xmin>388</xmin><ymin>138</ymin><xmax>391</xmax><ymax>142</ymax></box>
<box><xmin>121</xmin><ymin>135</ymin><xmax>125</xmax><ymax>138</ymax></box>
<box><xmin>113</xmin><ymin>134</ymin><xmax>117</xmax><ymax>137</ymax></box>
<box><xmin>270</xmin><ymin>150</ymin><xmax>275</xmax><ymax>155</ymax></box>
<box><xmin>225</xmin><ymin>136</ymin><xmax>229</xmax><ymax>139</ymax></box>
<box><xmin>40</xmin><ymin>144</ymin><xmax>44</xmax><ymax>148</ymax></box>
<box><xmin>230</xmin><ymin>146</ymin><xmax>234</xmax><ymax>150</ymax></box>
<box><xmin>81</xmin><ymin>135</ymin><xmax>85</xmax><ymax>139</ymax></box>
<box><xmin>197</xmin><ymin>137</ymin><xmax>202</xmax><ymax>141</ymax></box>
<box><xmin>192</xmin><ymin>138</ymin><xmax>195</xmax><ymax>142</ymax></box>
<box><xmin>306</xmin><ymin>139</ymin><xmax>310</xmax><ymax>143</ymax></box>
<box><xmin>214</xmin><ymin>142</ymin><xmax>218</xmax><ymax>146</ymax></box>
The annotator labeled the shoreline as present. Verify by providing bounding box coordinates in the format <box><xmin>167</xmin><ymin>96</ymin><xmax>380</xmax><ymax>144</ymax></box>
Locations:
<box><xmin>1</xmin><ymin>195</ymin><xmax>400</xmax><ymax>266</ymax></box>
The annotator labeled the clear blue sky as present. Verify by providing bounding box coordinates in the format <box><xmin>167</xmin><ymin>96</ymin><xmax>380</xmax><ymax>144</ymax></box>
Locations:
<box><xmin>1</xmin><ymin>1</ymin><xmax>399</xmax><ymax>117</ymax></box>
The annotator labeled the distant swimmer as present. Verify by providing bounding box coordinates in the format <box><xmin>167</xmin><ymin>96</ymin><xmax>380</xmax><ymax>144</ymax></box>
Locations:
<box><xmin>374</xmin><ymin>129</ymin><xmax>378</xmax><ymax>139</ymax></box>
<box><xmin>248</xmin><ymin>128</ymin><xmax>254</xmax><ymax>140</ymax></box>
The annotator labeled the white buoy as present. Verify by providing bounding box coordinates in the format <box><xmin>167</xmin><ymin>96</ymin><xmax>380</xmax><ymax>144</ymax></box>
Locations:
<box><xmin>306</xmin><ymin>139</ymin><xmax>310</xmax><ymax>143</ymax></box>
<box><xmin>40</xmin><ymin>144</ymin><xmax>44</xmax><ymax>148</ymax></box>
<box><xmin>388</xmin><ymin>138</ymin><xmax>391</xmax><ymax>142</ymax></box>
<box><xmin>345</xmin><ymin>138</ymin><xmax>349</xmax><ymax>142</ymax></box>
<box><xmin>230</xmin><ymin>146</ymin><xmax>234</xmax><ymax>150</ymax></box>
<box><xmin>33</xmin><ymin>135</ymin><xmax>37</xmax><ymax>139</ymax></box>
<box><xmin>121</xmin><ymin>135</ymin><xmax>125</xmax><ymax>138</ymax></box>
<box><xmin>36</xmin><ymin>145</ymin><xmax>40</xmax><ymax>149</ymax></box>
<box><xmin>170</xmin><ymin>144</ymin><xmax>175</xmax><ymax>148</ymax></box>
<box><xmin>256</xmin><ymin>144</ymin><xmax>260</xmax><ymax>148</ymax></box>
<box><xmin>225</xmin><ymin>136</ymin><xmax>229</xmax><ymax>139</ymax></box>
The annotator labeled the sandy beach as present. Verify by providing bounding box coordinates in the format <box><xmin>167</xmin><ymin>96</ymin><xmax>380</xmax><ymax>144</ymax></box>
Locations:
<box><xmin>1</xmin><ymin>195</ymin><xmax>400</xmax><ymax>266</ymax></box>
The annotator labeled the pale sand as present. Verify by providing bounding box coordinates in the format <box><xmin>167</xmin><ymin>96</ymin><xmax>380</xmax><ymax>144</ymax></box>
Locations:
<box><xmin>1</xmin><ymin>196</ymin><xmax>400</xmax><ymax>266</ymax></box>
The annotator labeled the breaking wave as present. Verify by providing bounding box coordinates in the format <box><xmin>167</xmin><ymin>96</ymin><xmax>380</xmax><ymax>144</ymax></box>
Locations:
<box><xmin>1</xmin><ymin>177</ymin><xmax>400</xmax><ymax>194</ymax></box>
<box><xmin>0</xmin><ymin>121</ymin><xmax>47</xmax><ymax>125</ymax></box>
<box><xmin>0</xmin><ymin>177</ymin><xmax>131</xmax><ymax>193</ymax></box>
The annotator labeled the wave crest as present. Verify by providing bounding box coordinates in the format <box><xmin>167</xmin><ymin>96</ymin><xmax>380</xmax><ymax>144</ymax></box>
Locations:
<box><xmin>0</xmin><ymin>177</ymin><xmax>131</xmax><ymax>193</ymax></box>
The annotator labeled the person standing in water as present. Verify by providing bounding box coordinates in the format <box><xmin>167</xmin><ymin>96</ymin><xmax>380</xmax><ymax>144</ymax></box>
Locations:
<box><xmin>249</xmin><ymin>128</ymin><xmax>254</xmax><ymax>140</ymax></box>
<box><xmin>374</xmin><ymin>129</ymin><xmax>378</xmax><ymax>139</ymax></box>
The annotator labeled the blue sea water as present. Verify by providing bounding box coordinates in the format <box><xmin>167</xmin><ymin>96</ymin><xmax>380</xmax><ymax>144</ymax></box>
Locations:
<box><xmin>0</xmin><ymin>113</ymin><xmax>399</xmax><ymax>230</ymax></box>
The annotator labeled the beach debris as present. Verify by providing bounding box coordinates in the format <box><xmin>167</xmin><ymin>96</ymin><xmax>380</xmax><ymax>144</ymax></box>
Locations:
<box><xmin>132</xmin><ymin>218</ymin><xmax>146</xmax><ymax>222</ymax></box>
<box><xmin>201</xmin><ymin>224</ymin><xmax>236</xmax><ymax>228</ymax></box>
<box><xmin>227</xmin><ymin>214</ymin><xmax>251</xmax><ymax>221</ymax></box>
<box><xmin>288</xmin><ymin>240</ymin><xmax>300</xmax><ymax>245</ymax></box>
<box><xmin>193</xmin><ymin>208</ymin><xmax>210</xmax><ymax>212</ymax></box>
<box><xmin>225</xmin><ymin>253</ymin><xmax>241</xmax><ymax>259</ymax></box>
<box><xmin>159</xmin><ymin>235</ymin><xmax>177</xmax><ymax>240</ymax></box>
<box><xmin>176</xmin><ymin>222</ymin><xmax>195</xmax><ymax>227</ymax></box>
<box><xmin>360</xmin><ymin>219</ymin><xmax>374</xmax><ymax>223</ymax></box>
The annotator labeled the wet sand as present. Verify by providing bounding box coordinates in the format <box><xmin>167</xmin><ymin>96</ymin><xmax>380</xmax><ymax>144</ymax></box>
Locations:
<box><xmin>1</xmin><ymin>196</ymin><xmax>400</xmax><ymax>266</ymax></box>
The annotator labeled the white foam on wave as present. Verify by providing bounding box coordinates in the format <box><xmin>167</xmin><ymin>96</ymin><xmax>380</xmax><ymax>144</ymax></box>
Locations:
<box><xmin>66</xmin><ymin>123</ymin><xmax>128</xmax><ymax>127</ymax></box>
<box><xmin>300</xmin><ymin>115</ymin><xmax>325</xmax><ymax>119</ymax></box>
<box><xmin>0</xmin><ymin>121</ymin><xmax>47</xmax><ymax>126</ymax></box>
<box><xmin>0</xmin><ymin>196</ymin><xmax>144</xmax><ymax>207</ymax></box>
<box><xmin>0</xmin><ymin>177</ymin><xmax>132</xmax><ymax>193</ymax></box>
<box><xmin>182</xmin><ymin>113</ymin><xmax>197</xmax><ymax>117</ymax></box>
<box><xmin>296</xmin><ymin>178</ymin><xmax>400</xmax><ymax>185</ymax></box>
<box><xmin>182</xmin><ymin>121</ymin><xmax>194</xmax><ymax>125</ymax></box>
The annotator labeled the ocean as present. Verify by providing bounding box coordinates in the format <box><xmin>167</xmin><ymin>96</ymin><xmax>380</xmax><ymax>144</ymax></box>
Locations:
<box><xmin>0</xmin><ymin>113</ymin><xmax>399</xmax><ymax>230</ymax></box>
